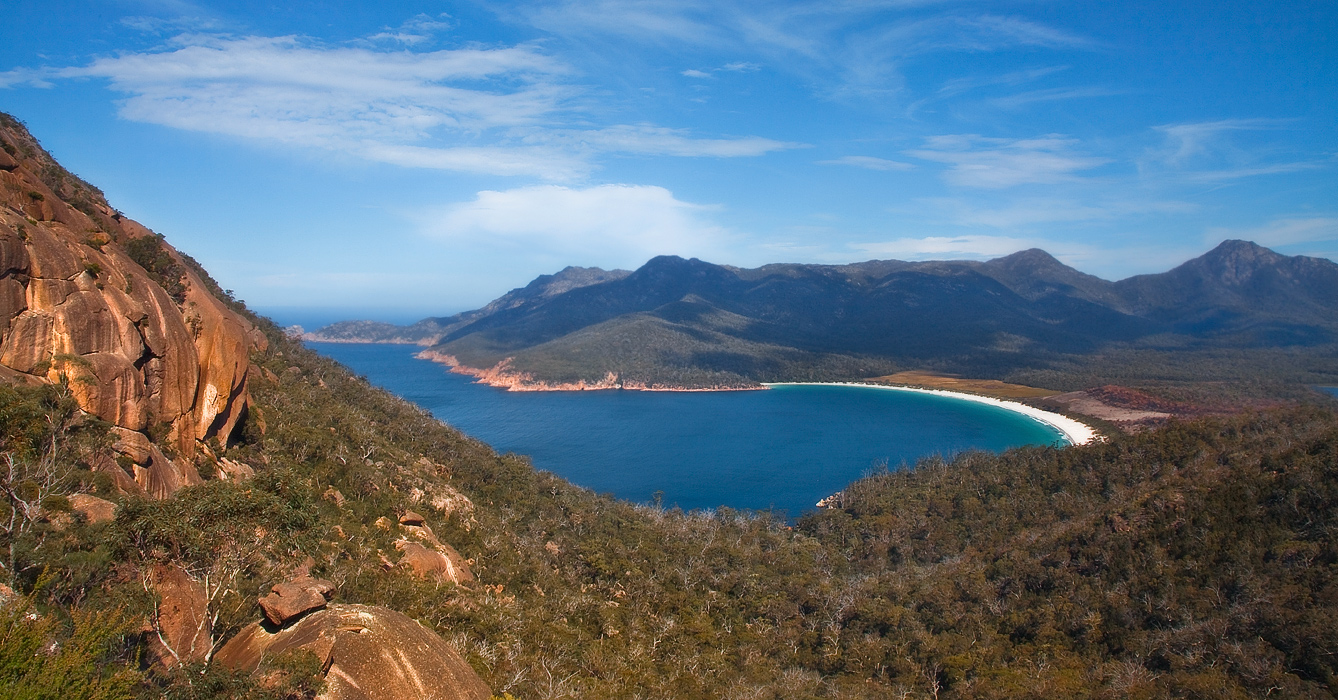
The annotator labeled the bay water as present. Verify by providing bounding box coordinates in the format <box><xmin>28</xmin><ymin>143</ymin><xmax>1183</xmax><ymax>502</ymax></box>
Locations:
<box><xmin>309</xmin><ymin>342</ymin><xmax>1065</xmax><ymax>517</ymax></box>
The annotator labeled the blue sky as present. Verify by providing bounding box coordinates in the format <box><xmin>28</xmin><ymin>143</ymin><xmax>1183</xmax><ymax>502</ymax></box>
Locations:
<box><xmin>2</xmin><ymin>0</ymin><xmax>1335</xmax><ymax>324</ymax></box>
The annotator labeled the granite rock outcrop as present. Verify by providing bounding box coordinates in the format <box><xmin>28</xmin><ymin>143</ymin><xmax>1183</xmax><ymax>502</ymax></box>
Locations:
<box><xmin>215</xmin><ymin>603</ymin><xmax>492</xmax><ymax>700</ymax></box>
<box><xmin>0</xmin><ymin>114</ymin><xmax>262</xmax><ymax>496</ymax></box>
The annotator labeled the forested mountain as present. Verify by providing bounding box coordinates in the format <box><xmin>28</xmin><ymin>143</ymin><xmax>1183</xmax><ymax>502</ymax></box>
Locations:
<box><xmin>333</xmin><ymin>242</ymin><xmax>1338</xmax><ymax>390</ymax></box>
<box><xmin>4</xmin><ymin>113</ymin><xmax>1338</xmax><ymax>700</ymax></box>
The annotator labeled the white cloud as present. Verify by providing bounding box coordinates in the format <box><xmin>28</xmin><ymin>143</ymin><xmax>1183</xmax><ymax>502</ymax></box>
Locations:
<box><xmin>851</xmin><ymin>234</ymin><xmax>1039</xmax><ymax>259</ymax></box>
<box><xmin>546</xmin><ymin>125</ymin><xmax>798</xmax><ymax>157</ymax></box>
<box><xmin>61</xmin><ymin>35</ymin><xmax>573</xmax><ymax>176</ymax></box>
<box><xmin>926</xmin><ymin>197</ymin><xmax>1196</xmax><ymax>228</ymax></box>
<box><xmin>1142</xmin><ymin>119</ymin><xmax>1321</xmax><ymax>184</ymax></box>
<box><xmin>1152</xmin><ymin>119</ymin><xmax>1282</xmax><ymax>166</ymax></box>
<box><xmin>907</xmin><ymin>134</ymin><xmax>1109</xmax><ymax>188</ymax></box>
<box><xmin>11</xmin><ymin>32</ymin><xmax>789</xmax><ymax>179</ymax></box>
<box><xmin>510</xmin><ymin>1</ymin><xmax>1093</xmax><ymax>95</ymax></box>
<box><xmin>423</xmin><ymin>184</ymin><xmax>730</xmax><ymax>265</ymax></box>
<box><xmin>367</xmin><ymin>14</ymin><xmax>454</xmax><ymax>45</ymax></box>
<box><xmin>988</xmin><ymin>86</ymin><xmax>1122</xmax><ymax>109</ymax></box>
<box><xmin>680</xmin><ymin>61</ymin><xmax>762</xmax><ymax>79</ymax></box>
<box><xmin>1207</xmin><ymin>217</ymin><xmax>1338</xmax><ymax>248</ymax></box>
<box><xmin>362</xmin><ymin>143</ymin><xmax>590</xmax><ymax>180</ymax></box>
<box><xmin>1183</xmin><ymin>162</ymin><xmax>1320</xmax><ymax>182</ymax></box>
<box><xmin>818</xmin><ymin>155</ymin><xmax>913</xmax><ymax>171</ymax></box>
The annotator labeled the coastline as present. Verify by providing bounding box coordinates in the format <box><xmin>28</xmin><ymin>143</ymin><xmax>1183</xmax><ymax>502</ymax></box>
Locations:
<box><xmin>404</xmin><ymin>347</ymin><xmax>1098</xmax><ymax>444</ymax></box>
<box><xmin>764</xmin><ymin>381</ymin><xmax>1100</xmax><ymax>447</ymax></box>
<box><xmin>414</xmin><ymin>349</ymin><xmax>763</xmax><ymax>393</ymax></box>
<box><xmin>410</xmin><ymin>350</ymin><xmax>1100</xmax><ymax>444</ymax></box>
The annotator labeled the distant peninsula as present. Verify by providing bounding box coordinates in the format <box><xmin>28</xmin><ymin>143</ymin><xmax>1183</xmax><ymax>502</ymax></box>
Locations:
<box><xmin>311</xmin><ymin>242</ymin><xmax>1338</xmax><ymax>424</ymax></box>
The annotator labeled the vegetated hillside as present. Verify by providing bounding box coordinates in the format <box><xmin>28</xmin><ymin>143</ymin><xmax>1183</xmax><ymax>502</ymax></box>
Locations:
<box><xmin>6</xmin><ymin>112</ymin><xmax>1338</xmax><ymax>700</ymax></box>
<box><xmin>354</xmin><ymin>244</ymin><xmax>1338</xmax><ymax>392</ymax></box>
<box><xmin>8</xmin><ymin>326</ymin><xmax>1338</xmax><ymax>698</ymax></box>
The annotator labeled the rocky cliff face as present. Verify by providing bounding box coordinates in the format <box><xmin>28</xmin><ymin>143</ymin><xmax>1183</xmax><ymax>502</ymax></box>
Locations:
<box><xmin>0</xmin><ymin>114</ymin><xmax>261</xmax><ymax>496</ymax></box>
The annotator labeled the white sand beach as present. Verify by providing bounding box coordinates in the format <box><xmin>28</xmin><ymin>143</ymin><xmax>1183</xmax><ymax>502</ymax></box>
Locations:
<box><xmin>763</xmin><ymin>382</ymin><xmax>1100</xmax><ymax>446</ymax></box>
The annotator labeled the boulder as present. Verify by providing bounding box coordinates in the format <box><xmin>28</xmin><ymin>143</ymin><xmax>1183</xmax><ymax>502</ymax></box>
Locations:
<box><xmin>69</xmin><ymin>493</ymin><xmax>115</xmax><ymax>523</ymax></box>
<box><xmin>0</xmin><ymin>311</ymin><xmax>53</xmax><ymax>372</ymax></box>
<box><xmin>63</xmin><ymin>352</ymin><xmax>148</xmax><ymax>431</ymax></box>
<box><xmin>214</xmin><ymin>604</ymin><xmax>491</xmax><ymax>700</ymax></box>
<box><xmin>258</xmin><ymin>577</ymin><xmax>336</xmax><ymax>627</ymax></box>
<box><xmin>216</xmin><ymin>457</ymin><xmax>255</xmax><ymax>481</ymax></box>
<box><xmin>428</xmin><ymin>483</ymin><xmax>475</xmax><ymax>521</ymax></box>
<box><xmin>148</xmin><ymin>564</ymin><xmax>211</xmax><ymax>668</ymax></box>
<box><xmin>322</xmin><ymin>487</ymin><xmax>346</xmax><ymax>507</ymax></box>
<box><xmin>399</xmin><ymin>510</ymin><xmax>426</xmax><ymax>526</ymax></box>
<box><xmin>395</xmin><ymin>541</ymin><xmax>474</xmax><ymax>584</ymax></box>
<box><xmin>110</xmin><ymin>426</ymin><xmax>153</xmax><ymax>465</ymax></box>
<box><xmin>132</xmin><ymin>444</ymin><xmax>203</xmax><ymax>500</ymax></box>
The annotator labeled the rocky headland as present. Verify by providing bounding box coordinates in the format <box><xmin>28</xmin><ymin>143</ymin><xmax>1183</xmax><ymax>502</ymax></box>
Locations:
<box><xmin>0</xmin><ymin>114</ymin><xmax>262</xmax><ymax>497</ymax></box>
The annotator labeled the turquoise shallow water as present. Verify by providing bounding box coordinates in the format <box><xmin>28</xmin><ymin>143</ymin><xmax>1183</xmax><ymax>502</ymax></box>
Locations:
<box><xmin>309</xmin><ymin>342</ymin><xmax>1065</xmax><ymax>516</ymax></box>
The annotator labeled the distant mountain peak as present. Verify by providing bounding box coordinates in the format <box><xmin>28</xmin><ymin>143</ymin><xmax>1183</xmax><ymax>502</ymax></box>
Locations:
<box><xmin>632</xmin><ymin>255</ymin><xmax>734</xmax><ymax>282</ymax></box>
<box><xmin>986</xmin><ymin>248</ymin><xmax>1068</xmax><ymax>273</ymax></box>
<box><xmin>1180</xmin><ymin>239</ymin><xmax>1285</xmax><ymax>286</ymax></box>
<box><xmin>1202</xmin><ymin>239</ymin><xmax>1278</xmax><ymax>264</ymax></box>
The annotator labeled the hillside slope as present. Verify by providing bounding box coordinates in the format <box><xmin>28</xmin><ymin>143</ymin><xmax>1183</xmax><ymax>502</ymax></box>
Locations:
<box><xmin>4</xmin><ymin>113</ymin><xmax>1338</xmax><ymax>700</ymax></box>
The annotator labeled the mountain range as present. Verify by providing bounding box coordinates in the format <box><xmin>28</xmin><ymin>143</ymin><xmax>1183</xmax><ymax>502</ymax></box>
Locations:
<box><xmin>314</xmin><ymin>242</ymin><xmax>1338</xmax><ymax>390</ymax></box>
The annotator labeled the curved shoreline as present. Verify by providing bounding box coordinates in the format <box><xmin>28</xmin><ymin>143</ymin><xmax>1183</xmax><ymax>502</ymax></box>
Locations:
<box><xmin>764</xmin><ymin>382</ymin><xmax>1100</xmax><ymax>446</ymax></box>
<box><xmin>409</xmin><ymin>349</ymin><xmax>1098</xmax><ymax>446</ymax></box>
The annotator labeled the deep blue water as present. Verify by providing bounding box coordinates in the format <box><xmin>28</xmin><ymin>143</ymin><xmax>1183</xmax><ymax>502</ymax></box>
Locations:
<box><xmin>1321</xmin><ymin>387</ymin><xmax>1338</xmax><ymax>399</ymax></box>
<box><xmin>309</xmin><ymin>342</ymin><xmax>1066</xmax><ymax>516</ymax></box>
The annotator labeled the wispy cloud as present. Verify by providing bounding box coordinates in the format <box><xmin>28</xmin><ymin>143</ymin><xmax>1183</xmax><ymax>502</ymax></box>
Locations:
<box><xmin>422</xmin><ymin>184</ymin><xmax>730</xmax><ymax>265</ymax></box>
<box><xmin>851</xmin><ymin>234</ymin><xmax>1039</xmax><ymax>259</ymax></box>
<box><xmin>933</xmin><ymin>65</ymin><xmax>1068</xmax><ymax>97</ymax></box>
<box><xmin>988</xmin><ymin>86</ymin><xmax>1122</xmax><ymax>109</ymax></box>
<box><xmin>1183</xmin><ymin>162</ymin><xmax>1320</xmax><ymax>182</ymax></box>
<box><xmin>367</xmin><ymin>13</ymin><xmax>455</xmax><ymax>45</ymax></box>
<box><xmin>2</xmin><ymin>32</ymin><xmax>792</xmax><ymax>179</ymax></box>
<box><xmin>923</xmin><ymin>196</ymin><xmax>1196</xmax><ymax>228</ymax></box>
<box><xmin>907</xmin><ymin>134</ymin><xmax>1109</xmax><ymax>188</ymax></box>
<box><xmin>509</xmin><ymin>1</ymin><xmax>1094</xmax><ymax>95</ymax></box>
<box><xmin>1207</xmin><ymin>216</ymin><xmax>1338</xmax><ymax>248</ymax></box>
<box><xmin>818</xmin><ymin>155</ymin><xmax>913</xmax><ymax>171</ymax></box>
<box><xmin>542</xmin><ymin>125</ymin><xmax>798</xmax><ymax>157</ymax></box>
<box><xmin>680</xmin><ymin>61</ymin><xmax>762</xmax><ymax>79</ymax></box>
<box><xmin>1144</xmin><ymin>119</ymin><xmax>1322</xmax><ymax>184</ymax></box>
<box><xmin>1152</xmin><ymin>119</ymin><xmax>1286</xmax><ymax>166</ymax></box>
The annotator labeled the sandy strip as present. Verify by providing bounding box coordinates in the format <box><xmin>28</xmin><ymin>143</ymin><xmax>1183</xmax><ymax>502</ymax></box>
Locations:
<box><xmin>763</xmin><ymin>382</ymin><xmax>1099</xmax><ymax>446</ymax></box>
